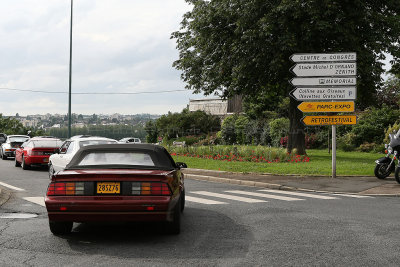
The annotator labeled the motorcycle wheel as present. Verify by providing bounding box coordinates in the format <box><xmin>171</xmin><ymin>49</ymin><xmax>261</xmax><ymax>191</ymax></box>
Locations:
<box><xmin>395</xmin><ymin>167</ymin><xmax>400</xmax><ymax>184</ymax></box>
<box><xmin>374</xmin><ymin>163</ymin><xmax>391</xmax><ymax>179</ymax></box>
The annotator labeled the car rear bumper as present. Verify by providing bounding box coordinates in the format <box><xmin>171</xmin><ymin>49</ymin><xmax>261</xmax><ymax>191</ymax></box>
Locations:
<box><xmin>3</xmin><ymin>150</ymin><xmax>15</xmax><ymax>156</ymax></box>
<box><xmin>45</xmin><ymin>196</ymin><xmax>176</xmax><ymax>222</ymax></box>
<box><xmin>25</xmin><ymin>155</ymin><xmax>50</xmax><ymax>165</ymax></box>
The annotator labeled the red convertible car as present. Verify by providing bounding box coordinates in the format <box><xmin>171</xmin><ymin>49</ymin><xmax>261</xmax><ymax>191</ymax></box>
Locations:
<box><xmin>15</xmin><ymin>137</ymin><xmax>63</xmax><ymax>170</ymax></box>
<box><xmin>45</xmin><ymin>144</ymin><xmax>186</xmax><ymax>235</ymax></box>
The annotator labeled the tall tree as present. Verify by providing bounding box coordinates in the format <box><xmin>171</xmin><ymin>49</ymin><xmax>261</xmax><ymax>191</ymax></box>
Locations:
<box><xmin>172</xmin><ymin>0</ymin><xmax>400</xmax><ymax>154</ymax></box>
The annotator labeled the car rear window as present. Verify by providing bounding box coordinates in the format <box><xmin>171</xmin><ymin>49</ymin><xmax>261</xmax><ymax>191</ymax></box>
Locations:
<box><xmin>77</xmin><ymin>152</ymin><xmax>155</xmax><ymax>166</ymax></box>
<box><xmin>79</xmin><ymin>140</ymin><xmax>117</xmax><ymax>147</ymax></box>
<box><xmin>10</xmin><ymin>137</ymin><xmax>29</xmax><ymax>143</ymax></box>
<box><xmin>32</xmin><ymin>140</ymin><xmax>63</xmax><ymax>148</ymax></box>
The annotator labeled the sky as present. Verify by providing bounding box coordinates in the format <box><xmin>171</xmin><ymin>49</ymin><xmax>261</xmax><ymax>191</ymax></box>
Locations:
<box><xmin>0</xmin><ymin>1</ymin><xmax>393</xmax><ymax>117</ymax></box>
<box><xmin>0</xmin><ymin>0</ymin><xmax>206</xmax><ymax>116</ymax></box>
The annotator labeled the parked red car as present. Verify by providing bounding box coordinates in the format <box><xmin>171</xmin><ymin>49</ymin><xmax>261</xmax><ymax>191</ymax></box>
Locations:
<box><xmin>45</xmin><ymin>144</ymin><xmax>186</xmax><ymax>235</ymax></box>
<box><xmin>15</xmin><ymin>137</ymin><xmax>63</xmax><ymax>170</ymax></box>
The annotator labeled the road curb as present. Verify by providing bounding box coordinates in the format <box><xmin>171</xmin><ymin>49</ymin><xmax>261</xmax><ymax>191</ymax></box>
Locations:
<box><xmin>184</xmin><ymin>173</ymin><xmax>400</xmax><ymax>197</ymax></box>
<box><xmin>0</xmin><ymin>187</ymin><xmax>11</xmax><ymax>207</ymax></box>
<box><xmin>185</xmin><ymin>168</ymin><xmax>375</xmax><ymax>178</ymax></box>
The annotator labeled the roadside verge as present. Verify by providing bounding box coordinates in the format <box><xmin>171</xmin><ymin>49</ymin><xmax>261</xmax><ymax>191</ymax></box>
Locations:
<box><xmin>183</xmin><ymin>168</ymin><xmax>400</xmax><ymax>196</ymax></box>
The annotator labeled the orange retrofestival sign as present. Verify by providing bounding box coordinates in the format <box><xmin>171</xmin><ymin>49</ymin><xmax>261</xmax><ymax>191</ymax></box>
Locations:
<box><xmin>302</xmin><ymin>115</ymin><xmax>357</xmax><ymax>126</ymax></box>
<box><xmin>297</xmin><ymin>101</ymin><xmax>354</xmax><ymax>113</ymax></box>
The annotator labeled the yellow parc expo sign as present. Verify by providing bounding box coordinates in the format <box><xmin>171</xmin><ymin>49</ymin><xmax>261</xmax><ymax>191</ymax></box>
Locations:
<box><xmin>297</xmin><ymin>101</ymin><xmax>354</xmax><ymax>113</ymax></box>
<box><xmin>302</xmin><ymin>115</ymin><xmax>357</xmax><ymax>126</ymax></box>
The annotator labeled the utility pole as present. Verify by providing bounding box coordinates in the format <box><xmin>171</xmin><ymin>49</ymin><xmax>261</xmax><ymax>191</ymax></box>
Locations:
<box><xmin>68</xmin><ymin>0</ymin><xmax>73</xmax><ymax>138</ymax></box>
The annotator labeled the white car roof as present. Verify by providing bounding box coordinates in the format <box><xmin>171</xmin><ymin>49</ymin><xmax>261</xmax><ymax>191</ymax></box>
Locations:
<box><xmin>69</xmin><ymin>136</ymin><xmax>117</xmax><ymax>142</ymax></box>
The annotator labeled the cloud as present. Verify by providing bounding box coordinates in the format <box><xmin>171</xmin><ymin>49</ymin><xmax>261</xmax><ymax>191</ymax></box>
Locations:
<box><xmin>0</xmin><ymin>0</ymin><xmax>194</xmax><ymax>116</ymax></box>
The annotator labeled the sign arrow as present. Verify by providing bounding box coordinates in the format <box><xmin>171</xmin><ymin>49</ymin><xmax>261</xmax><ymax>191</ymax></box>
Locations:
<box><xmin>290</xmin><ymin>52</ymin><xmax>356</xmax><ymax>63</ymax></box>
<box><xmin>297</xmin><ymin>101</ymin><xmax>355</xmax><ymax>113</ymax></box>
<box><xmin>302</xmin><ymin>115</ymin><xmax>357</xmax><ymax>126</ymax></box>
<box><xmin>290</xmin><ymin>87</ymin><xmax>357</xmax><ymax>101</ymax></box>
<box><xmin>291</xmin><ymin>62</ymin><xmax>356</xmax><ymax>77</ymax></box>
<box><xmin>289</xmin><ymin>77</ymin><xmax>357</xmax><ymax>87</ymax></box>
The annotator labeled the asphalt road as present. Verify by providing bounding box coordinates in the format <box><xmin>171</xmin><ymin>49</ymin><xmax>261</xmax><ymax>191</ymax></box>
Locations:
<box><xmin>1</xmin><ymin>158</ymin><xmax>400</xmax><ymax>266</ymax></box>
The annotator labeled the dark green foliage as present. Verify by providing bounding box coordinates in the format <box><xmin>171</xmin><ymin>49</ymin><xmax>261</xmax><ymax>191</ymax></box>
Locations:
<box><xmin>145</xmin><ymin>120</ymin><xmax>158</xmax><ymax>143</ymax></box>
<box><xmin>348</xmin><ymin>106</ymin><xmax>400</xmax><ymax>147</ymax></box>
<box><xmin>154</xmin><ymin>109</ymin><xmax>221</xmax><ymax>139</ymax></box>
<box><xmin>376</xmin><ymin>76</ymin><xmax>400</xmax><ymax>108</ymax></box>
<box><xmin>172</xmin><ymin>0</ymin><xmax>400</xmax><ymax>153</ymax></box>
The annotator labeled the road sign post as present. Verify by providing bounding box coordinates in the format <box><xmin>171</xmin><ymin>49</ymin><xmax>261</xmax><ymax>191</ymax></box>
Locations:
<box><xmin>289</xmin><ymin>52</ymin><xmax>357</xmax><ymax>178</ymax></box>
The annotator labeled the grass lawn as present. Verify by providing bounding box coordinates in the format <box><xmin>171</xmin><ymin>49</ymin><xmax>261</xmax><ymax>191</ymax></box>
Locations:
<box><xmin>172</xmin><ymin>149</ymin><xmax>383</xmax><ymax>176</ymax></box>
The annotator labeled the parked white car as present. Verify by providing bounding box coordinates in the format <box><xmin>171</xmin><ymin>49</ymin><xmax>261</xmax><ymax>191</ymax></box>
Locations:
<box><xmin>0</xmin><ymin>135</ymin><xmax>30</xmax><ymax>160</ymax></box>
<box><xmin>48</xmin><ymin>136</ymin><xmax>117</xmax><ymax>178</ymax></box>
<box><xmin>118</xmin><ymin>137</ymin><xmax>142</xmax><ymax>144</ymax></box>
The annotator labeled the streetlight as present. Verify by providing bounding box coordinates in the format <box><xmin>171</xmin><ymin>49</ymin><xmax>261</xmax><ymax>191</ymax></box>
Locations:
<box><xmin>68</xmin><ymin>0</ymin><xmax>73</xmax><ymax>138</ymax></box>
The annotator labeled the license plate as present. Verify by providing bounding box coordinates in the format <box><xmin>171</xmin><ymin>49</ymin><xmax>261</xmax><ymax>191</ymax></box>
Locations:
<box><xmin>43</xmin><ymin>158</ymin><xmax>49</xmax><ymax>163</ymax></box>
<box><xmin>97</xmin><ymin>182</ymin><xmax>120</xmax><ymax>194</ymax></box>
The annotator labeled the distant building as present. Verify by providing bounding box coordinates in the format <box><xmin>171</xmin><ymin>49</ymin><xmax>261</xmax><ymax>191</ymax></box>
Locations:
<box><xmin>188</xmin><ymin>95</ymin><xmax>243</xmax><ymax>117</ymax></box>
<box><xmin>72</xmin><ymin>122</ymin><xmax>85</xmax><ymax>128</ymax></box>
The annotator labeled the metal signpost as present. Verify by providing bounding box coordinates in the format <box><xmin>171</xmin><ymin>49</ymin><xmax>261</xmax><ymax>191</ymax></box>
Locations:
<box><xmin>289</xmin><ymin>52</ymin><xmax>357</xmax><ymax>178</ymax></box>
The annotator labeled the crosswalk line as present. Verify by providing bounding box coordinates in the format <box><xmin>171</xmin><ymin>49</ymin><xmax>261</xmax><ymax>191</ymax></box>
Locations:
<box><xmin>259</xmin><ymin>189</ymin><xmax>338</xmax><ymax>200</ymax></box>
<box><xmin>334</xmin><ymin>194</ymin><xmax>372</xmax><ymax>199</ymax></box>
<box><xmin>0</xmin><ymin>182</ymin><xmax>25</xmax><ymax>191</ymax></box>
<box><xmin>186</xmin><ymin>196</ymin><xmax>228</xmax><ymax>205</ymax></box>
<box><xmin>225</xmin><ymin>190</ymin><xmax>304</xmax><ymax>201</ymax></box>
<box><xmin>191</xmin><ymin>191</ymin><xmax>267</xmax><ymax>203</ymax></box>
<box><xmin>23</xmin><ymin>197</ymin><xmax>45</xmax><ymax>207</ymax></box>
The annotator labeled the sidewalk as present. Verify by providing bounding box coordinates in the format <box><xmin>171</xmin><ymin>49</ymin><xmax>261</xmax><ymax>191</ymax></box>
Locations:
<box><xmin>0</xmin><ymin>188</ymin><xmax>11</xmax><ymax>207</ymax></box>
<box><xmin>183</xmin><ymin>168</ymin><xmax>400</xmax><ymax>196</ymax></box>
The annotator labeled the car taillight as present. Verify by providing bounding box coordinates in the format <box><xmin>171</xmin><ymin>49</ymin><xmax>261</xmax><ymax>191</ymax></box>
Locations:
<box><xmin>131</xmin><ymin>182</ymin><xmax>171</xmax><ymax>196</ymax></box>
<box><xmin>47</xmin><ymin>182</ymin><xmax>84</xmax><ymax>196</ymax></box>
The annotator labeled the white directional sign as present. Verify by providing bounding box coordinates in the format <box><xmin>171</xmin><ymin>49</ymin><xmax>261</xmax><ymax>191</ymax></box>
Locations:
<box><xmin>290</xmin><ymin>76</ymin><xmax>357</xmax><ymax>87</ymax></box>
<box><xmin>290</xmin><ymin>87</ymin><xmax>356</xmax><ymax>101</ymax></box>
<box><xmin>290</xmin><ymin>52</ymin><xmax>356</xmax><ymax>63</ymax></box>
<box><xmin>291</xmin><ymin>62</ymin><xmax>356</xmax><ymax>77</ymax></box>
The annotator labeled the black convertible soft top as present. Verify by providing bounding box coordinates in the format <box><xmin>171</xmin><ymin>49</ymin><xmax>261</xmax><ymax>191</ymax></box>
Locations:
<box><xmin>65</xmin><ymin>143</ymin><xmax>177</xmax><ymax>170</ymax></box>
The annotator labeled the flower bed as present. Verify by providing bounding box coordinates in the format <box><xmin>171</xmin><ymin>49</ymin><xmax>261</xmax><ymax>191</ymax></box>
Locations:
<box><xmin>167</xmin><ymin>145</ymin><xmax>310</xmax><ymax>163</ymax></box>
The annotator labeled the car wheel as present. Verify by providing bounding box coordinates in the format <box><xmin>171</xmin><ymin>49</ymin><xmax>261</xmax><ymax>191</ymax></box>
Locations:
<box><xmin>49</xmin><ymin>220</ymin><xmax>73</xmax><ymax>235</ymax></box>
<box><xmin>165</xmin><ymin>200</ymin><xmax>181</xmax><ymax>235</ymax></box>
<box><xmin>21</xmin><ymin>156</ymin><xmax>30</xmax><ymax>170</ymax></box>
<box><xmin>48</xmin><ymin>163</ymin><xmax>55</xmax><ymax>179</ymax></box>
<box><xmin>1</xmin><ymin>150</ymin><xmax>7</xmax><ymax>160</ymax></box>
<box><xmin>15</xmin><ymin>157</ymin><xmax>21</xmax><ymax>167</ymax></box>
<box><xmin>180</xmin><ymin>189</ymin><xmax>185</xmax><ymax>213</ymax></box>
<box><xmin>374</xmin><ymin>163</ymin><xmax>391</xmax><ymax>179</ymax></box>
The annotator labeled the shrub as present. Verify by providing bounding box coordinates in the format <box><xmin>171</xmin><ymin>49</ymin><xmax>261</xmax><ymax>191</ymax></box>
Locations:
<box><xmin>357</xmin><ymin>142</ymin><xmax>376</xmax><ymax>152</ymax></box>
<box><xmin>269</xmin><ymin>118</ymin><xmax>290</xmax><ymax>147</ymax></box>
<box><xmin>337</xmin><ymin>132</ymin><xmax>357</xmax><ymax>151</ymax></box>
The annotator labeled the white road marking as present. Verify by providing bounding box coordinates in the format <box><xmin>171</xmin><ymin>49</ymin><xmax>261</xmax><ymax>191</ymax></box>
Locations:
<box><xmin>186</xmin><ymin>196</ymin><xmax>228</xmax><ymax>205</ymax></box>
<box><xmin>225</xmin><ymin>190</ymin><xmax>304</xmax><ymax>201</ymax></box>
<box><xmin>0</xmin><ymin>181</ymin><xmax>25</xmax><ymax>191</ymax></box>
<box><xmin>334</xmin><ymin>194</ymin><xmax>372</xmax><ymax>199</ymax></box>
<box><xmin>23</xmin><ymin>197</ymin><xmax>45</xmax><ymax>207</ymax></box>
<box><xmin>259</xmin><ymin>189</ymin><xmax>338</xmax><ymax>200</ymax></box>
<box><xmin>191</xmin><ymin>191</ymin><xmax>267</xmax><ymax>203</ymax></box>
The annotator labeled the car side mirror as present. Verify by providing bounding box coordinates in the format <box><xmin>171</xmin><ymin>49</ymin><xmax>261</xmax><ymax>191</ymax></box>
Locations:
<box><xmin>176</xmin><ymin>162</ymin><xmax>187</xmax><ymax>169</ymax></box>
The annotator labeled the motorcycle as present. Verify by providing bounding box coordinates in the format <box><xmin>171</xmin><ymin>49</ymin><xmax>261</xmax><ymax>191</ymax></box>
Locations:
<box><xmin>374</xmin><ymin>129</ymin><xmax>400</xmax><ymax>179</ymax></box>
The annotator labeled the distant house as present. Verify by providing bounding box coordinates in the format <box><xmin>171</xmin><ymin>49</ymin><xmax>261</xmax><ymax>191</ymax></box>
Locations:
<box><xmin>188</xmin><ymin>95</ymin><xmax>243</xmax><ymax>117</ymax></box>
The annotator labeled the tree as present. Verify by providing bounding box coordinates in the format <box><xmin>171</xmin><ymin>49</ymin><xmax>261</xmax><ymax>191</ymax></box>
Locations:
<box><xmin>376</xmin><ymin>75</ymin><xmax>400</xmax><ymax>108</ymax></box>
<box><xmin>172</xmin><ymin>0</ymin><xmax>400</xmax><ymax>154</ymax></box>
<box><xmin>145</xmin><ymin>120</ymin><xmax>159</xmax><ymax>143</ymax></box>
